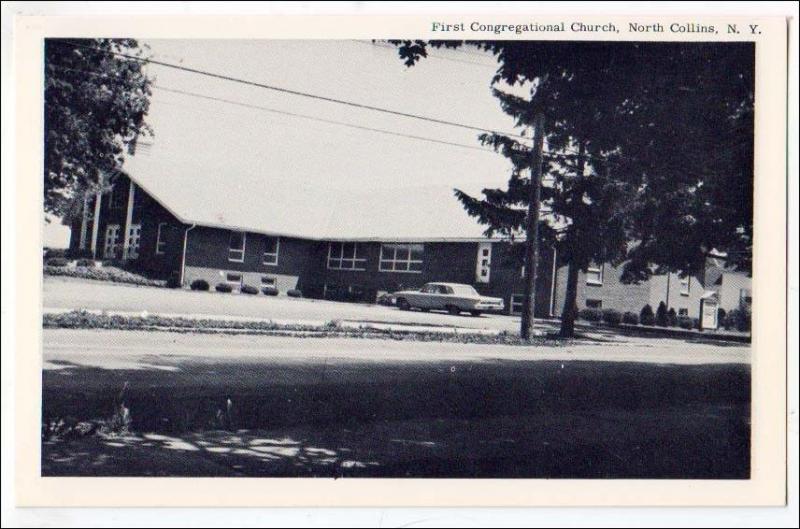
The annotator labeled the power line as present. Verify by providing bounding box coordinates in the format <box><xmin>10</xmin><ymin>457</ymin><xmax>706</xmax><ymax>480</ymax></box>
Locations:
<box><xmin>54</xmin><ymin>40</ymin><xmax>531</xmax><ymax>142</ymax></box>
<box><xmin>154</xmin><ymin>85</ymin><xmax>497</xmax><ymax>153</ymax></box>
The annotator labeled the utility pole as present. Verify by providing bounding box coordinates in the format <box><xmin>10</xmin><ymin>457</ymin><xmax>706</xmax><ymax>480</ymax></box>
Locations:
<box><xmin>521</xmin><ymin>111</ymin><xmax>545</xmax><ymax>340</ymax></box>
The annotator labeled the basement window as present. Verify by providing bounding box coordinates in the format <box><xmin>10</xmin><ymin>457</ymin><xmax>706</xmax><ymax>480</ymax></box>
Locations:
<box><xmin>586</xmin><ymin>299</ymin><xmax>603</xmax><ymax>309</ymax></box>
<box><xmin>226</xmin><ymin>273</ymin><xmax>243</xmax><ymax>285</ymax></box>
<box><xmin>261</xmin><ymin>276</ymin><xmax>276</xmax><ymax>287</ymax></box>
<box><xmin>263</xmin><ymin>236</ymin><xmax>280</xmax><ymax>266</ymax></box>
<box><xmin>228</xmin><ymin>231</ymin><xmax>246</xmax><ymax>262</ymax></box>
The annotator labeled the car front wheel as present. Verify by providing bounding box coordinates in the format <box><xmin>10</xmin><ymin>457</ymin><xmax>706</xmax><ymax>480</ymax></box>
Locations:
<box><xmin>397</xmin><ymin>298</ymin><xmax>411</xmax><ymax>311</ymax></box>
<box><xmin>446</xmin><ymin>305</ymin><xmax>461</xmax><ymax>316</ymax></box>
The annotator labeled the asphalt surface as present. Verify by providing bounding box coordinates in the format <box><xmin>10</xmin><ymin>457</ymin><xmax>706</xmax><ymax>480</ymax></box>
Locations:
<box><xmin>42</xmin><ymin>329</ymin><xmax>750</xmax><ymax>478</ymax></box>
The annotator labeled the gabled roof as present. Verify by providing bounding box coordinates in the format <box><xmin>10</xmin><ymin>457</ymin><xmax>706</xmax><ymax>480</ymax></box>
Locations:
<box><xmin>123</xmin><ymin>145</ymin><xmax>498</xmax><ymax>242</ymax></box>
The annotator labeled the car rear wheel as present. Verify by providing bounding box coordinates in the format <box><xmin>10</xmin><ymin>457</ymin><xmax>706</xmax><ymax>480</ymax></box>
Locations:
<box><xmin>397</xmin><ymin>298</ymin><xmax>411</xmax><ymax>311</ymax></box>
<box><xmin>470</xmin><ymin>310</ymin><xmax>482</xmax><ymax>317</ymax></box>
<box><xmin>446</xmin><ymin>305</ymin><xmax>461</xmax><ymax>316</ymax></box>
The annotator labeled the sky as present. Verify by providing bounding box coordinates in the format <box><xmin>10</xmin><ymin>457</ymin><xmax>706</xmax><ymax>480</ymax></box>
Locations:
<box><xmin>45</xmin><ymin>40</ymin><xmax>530</xmax><ymax>246</ymax></box>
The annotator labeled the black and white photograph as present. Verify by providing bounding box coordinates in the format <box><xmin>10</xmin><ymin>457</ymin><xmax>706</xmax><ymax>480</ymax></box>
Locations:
<box><xmin>35</xmin><ymin>36</ymin><xmax>761</xmax><ymax>481</ymax></box>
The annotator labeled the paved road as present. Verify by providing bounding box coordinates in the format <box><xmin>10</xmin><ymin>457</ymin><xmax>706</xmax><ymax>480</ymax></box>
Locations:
<box><xmin>42</xmin><ymin>330</ymin><xmax>750</xmax><ymax>478</ymax></box>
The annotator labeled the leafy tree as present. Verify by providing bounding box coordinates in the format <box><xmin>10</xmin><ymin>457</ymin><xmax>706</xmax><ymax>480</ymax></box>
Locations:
<box><xmin>389</xmin><ymin>40</ymin><xmax>753</xmax><ymax>337</ymax></box>
<box><xmin>44</xmin><ymin>38</ymin><xmax>152</xmax><ymax>219</ymax></box>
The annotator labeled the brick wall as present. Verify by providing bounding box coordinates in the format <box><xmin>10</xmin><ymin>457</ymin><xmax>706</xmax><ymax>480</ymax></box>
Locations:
<box><xmin>552</xmin><ymin>262</ymin><xmax>652</xmax><ymax>317</ymax></box>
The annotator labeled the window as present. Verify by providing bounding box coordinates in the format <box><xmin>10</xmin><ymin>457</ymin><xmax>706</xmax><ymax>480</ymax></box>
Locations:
<box><xmin>586</xmin><ymin>264</ymin><xmax>604</xmax><ymax>286</ymax></box>
<box><xmin>226</xmin><ymin>273</ymin><xmax>243</xmax><ymax>285</ymax></box>
<box><xmin>327</xmin><ymin>242</ymin><xmax>366</xmax><ymax>271</ymax></box>
<box><xmin>586</xmin><ymin>299</ymin><xmax>603</xmax><ymax>309</ymax></box>
<box><xmin>739</xmin><ymin>288</ymin><xmax>752</xmax><ymax>307</ymax></box>
<box><xmin>379</xmin><ymin>243</ymin><xmax>423</xmax><ymax>273</ymax></box>
<box><xmin>228</xmin><ymin>231</ymin><xmax>246</xmax><ymax>262</ymax></box>
<box><xmin>680</xmin><ymin>276</ymin><xmax>691</xmax><ymax>296</ymax></box>
<box><xmin>261</xmin><ymin>276</ymin><xmax>276</xmax><ymax>287</ymax></box>
<box><xmin>155</xmin><ymin>223</ymin><xmax>167</xmax><ymax>255</ymax></box>
<box><xmin>678</xmin><ymin>308</ymin><xmax>689</xmax><ymax>316</ymax></box>
<box><xmin>126</xmin><ymin>224</ymin><xmax>141</xmax><ymax>259</ymax></box>
<box><xmin>263</xmin><ymin>236</ymin><xmax>280</xmax><ymax>266</ymax></box>
<box><xmin>475</xmin><ymin>242</ymin><xmax>492</xmax><ymax>283</ymax></box>
<box><xmin>103</xmin><ymin>224</ymin><xmax>120</xmax><ymax>258</ymax></box>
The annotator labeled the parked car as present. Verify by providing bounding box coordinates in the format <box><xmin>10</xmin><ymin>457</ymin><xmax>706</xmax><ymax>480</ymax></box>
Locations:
<box><xmin>393</xmin><ymin>282</ymin><xmax>504</xmax><ymax>316</ymax></box>
<box><xmin>376</xmin><ymin>292</ymin><xmax>396</xmax><ymax>306</ymax></box>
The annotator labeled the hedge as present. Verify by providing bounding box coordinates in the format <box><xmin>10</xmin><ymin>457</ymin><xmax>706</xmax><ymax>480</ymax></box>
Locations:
<box><xmin>75</xmin><ymin>258</ymin><xmax>95</xmax><ymax>268</ymax></box>
<box><xmin>215</xmin><ymin>283</ymin><xmax>233</xmax><ymax>293</ymax></box>
<box><xmin>640</xmin><ymin>304</ymin><xmax>655</xmax><ymax>326</ymax></box>
<box><xmin>44</xmin><ymin>265</ymin><xmax>165</xmax><ymax>287</ymax></box>
<box><xmin>241</xmin><ymin>284</ymin><xmax>259</xmax><ymax>295</ymax></box>
<box><xmin>261</xmin><ymin>286</ymin><xmax>279</xmax><ymax>296</ymax></box>
<box><xmin>190</xmin><ymin>279</ymin><xmax>210</xmax><ymax>291</ymax></box>
<box><xmin>578</xmin><ymin>308</ymin><xmax>602</xmax><ymax>322</ymax></box>
<box><xmin>46</xmin><ymin>257</ymin><xmax>69</xmax><ymax>267</ymax></box>
<box><xmin>622</xmin><ymin>311</ymin><xmax>639</xmax><ymax>325</ymax></box>
<box><xmin>602</xmin><ymin>309</ymin><xmax>622</xmax><ymax>326</ymax></box>
<box><xmin>287</xmin><ymin>289</ymin><xmax>303</xmax><ymax>298</ymax></box>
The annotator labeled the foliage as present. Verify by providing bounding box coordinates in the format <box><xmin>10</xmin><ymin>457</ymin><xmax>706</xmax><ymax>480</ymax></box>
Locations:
<box><xmin>639</xmin><ymin>304</ymin><xmax>655</xmax><ymax>326</ymax></box>
<box><xmin>75</xmin><ymin>258</ymin><xmax>95</xmax><ymax>267</ymax></box>
<box><xmin>724</xmin><ymin>308</ymin><xmax>751</xmax><ymax>333</ymax></box>
<box><xmin>44</xmin><ymin>38</ymin><xmax>152</xmax><ymax>218</ymax></box>
<box><xmin>602</xmin><ymin>309</ymin><xmax>623</xmax><ymax>326</ymax></box>
<box><xmin>261</xmin><ymin>286</ymin><xmax>279</xmax><ymax>296</ymax></box>
<box><xmin>44</xmin><ymin>264</ymin><xmax>166</xmax><ymax>287</ymax></box>
<box><xmin>287</xmin><ymin>289</ymin><xmax>303</xmax><ymax>298</ymax></box>
<box><xmin>388</xmin><ymin>40</ymin><xmax>754</xmax><ymax>336</ymax></box>
<box><xmin>46</xmin><ymin>257</ymin><xmax>69</xmax><ymax>267</ymax></box>
<box><xmin>666</xmin><ymin>308</ymin><xmax>678</xmax><ymax>327</ymax></box>
<box><xmin>622</xmin><ymin>311</ymin><xmax>639</xmax><ymax>325</ymax></box>
<box><xmin>241</xmin><ymin>284</ymin><xmax>259</xmax><ymax>295</ymax></box>
<box><xmin>215</xmin><ymin>283</ymin><xmax>233</xmax><ymax>293</ymax></box>
<box><xmin>190</xmin><ymin>279</ymin><xmax>210</xmax><ymax>291</ymax></box>
<box><xmin>166</xmin><ymin>272</ymin><xmax>182</xmax><ymax>289</ymax></box>
<box><xmin>578</xmin><ymin>308</ymin><xmax>603</xmax><ymax>322</ymax></box>
<box><xmin>655</xmin><ymin>302</ymin><xmax>669</xmax><ymax>327</ymax></box>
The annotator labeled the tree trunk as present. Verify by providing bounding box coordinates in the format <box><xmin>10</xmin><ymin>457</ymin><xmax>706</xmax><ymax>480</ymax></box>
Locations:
<box><xmin>559</xmin><ymin>261</ymin><xmax>580</xmax><ymax>337</ymax></box>
<box><xmin>520</xmin><ymin>112</ymin><xmax>546</xmax><ymax>340</ymax></box>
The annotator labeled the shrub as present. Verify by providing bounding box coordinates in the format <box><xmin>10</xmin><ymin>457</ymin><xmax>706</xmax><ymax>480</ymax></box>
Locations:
<box><xmin>75</xmin><ymin>258</ymin><xmax>95</xmax><ymax>268</ymax></box>
<box><xmin>578</xmin><ymin>307</ymin><xmax>603</xmax><ymax>322</ymax></box>
<box><xmin>241</xmin><ymin>284</ymin><xmax>259</xmax><ymax>295</ymax></box>
<box><xmin>717</xmin><ymin>308</ymin><xmax>727</xmax><ymax>327</ymax></box>
<box><xmin>261</xmin><ymin>286</ymin><xmax>279</xmax><ymax>296</ymax></box>
<box><xmin>655</xmin><ymin>302</ymin><xmax>669</xmax><ymax>327</ymax></box>
<box><xmin>677</xmin><ymin>316</ymin><xmax>695</xmax><ymax>329</ymax></box>
<box><xmin>46</xmin><ymin>257</ymin><xmax>69</xmax><ymax>267</ymax></box>
<box><xmin>190</xmin><ymin>279</ymin><xmax>210</xmax><ymax>291</ymax></box>
<box><xmin>287</xmin><ymin>289</ymin><xmax>302</xmax><ymax>298</ymax></box>
<box><xmin>666</xmin><ymin>308</ymin><xmax>678</xmax><ymax>327</ymax></box>
<box><xmin>602</xmin><ymin>309</ymin><xmax>622</xmax><ymax>326</ymax></box>
<box><xmin>640</xmin><ymin>304</ymin><xmax>655</xmax><ymax>326</ymax></box>
<box><xmin>44</xmin><ymin>248</ymin><xmax>68</xmax><ymax>259</ymax></box>
<box><xmin>166</xmin><ymin>272</ymin><xmax>182</xmax><ymax>289</ymax></box>
<box><xmin>215</xmin><ymin>282</ymin><xmax>233</xmax><ymax>293</ymax></box>
<box><xmin>101</xmin><ymin>259</ymin><xmax>116</xmax><ymax>267</ymax></box>
<box><xmin>622</xmin><ymin>311</ymin><xmax>639</xmax><ymax>325</ymax></box>
<box><xmin>725</xmin><ymin>308</ymin><xmax>751</xmax><ymax>333</ymax></box>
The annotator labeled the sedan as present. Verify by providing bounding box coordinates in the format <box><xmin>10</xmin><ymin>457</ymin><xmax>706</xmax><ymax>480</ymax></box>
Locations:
<box><xmin>393</xmin><ymin>282</ymin><xmax>505</xmax><ymax>316</ymax></box>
